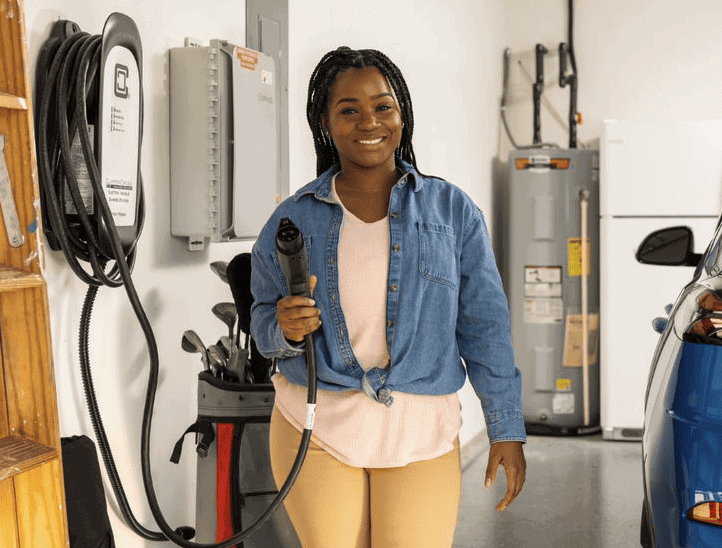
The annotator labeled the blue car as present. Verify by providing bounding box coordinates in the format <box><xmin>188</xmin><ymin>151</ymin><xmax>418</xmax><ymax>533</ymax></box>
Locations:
<box><xmin>637</xmin><ymin>222</ymin><xmax>722</xmax><ymax>547</ymax></box>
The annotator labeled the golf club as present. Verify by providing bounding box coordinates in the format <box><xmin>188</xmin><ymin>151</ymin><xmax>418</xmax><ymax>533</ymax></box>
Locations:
<box><xmin>212</xmin><ymin>302</ymin><xmax>237</xmax><ymax>340</ymax></box>
<box><xmin>210</xmin><ymin>261</ymin><xmax>229</xmax><ymax>284</ymax></box>
<box><xmin>181</xmin><ymin>330</ymin><xmax>209</xmax><ymax>371</ymax></box>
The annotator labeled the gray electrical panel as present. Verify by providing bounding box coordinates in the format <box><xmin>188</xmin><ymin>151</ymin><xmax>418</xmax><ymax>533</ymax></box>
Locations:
<box><xmin>507</xmin><ymin>148</ymin><xmax>601</xmax><ymax>434</ymax></box>
<box><xmin>169</xmin><ymin>40</ymin><xmax>279</xmax><ymax>250</ymax></box>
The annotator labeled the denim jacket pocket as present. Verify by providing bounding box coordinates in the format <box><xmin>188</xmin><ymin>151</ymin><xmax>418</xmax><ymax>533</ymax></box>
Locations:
<box><xmin>418</xmin><ymin>223</ymin><xmax>457</xmax><ymax>289</ymax></box>
<box><xmin>270</xmin><ymin>235</ymin><xmax>313</xmax><ymax>296</ymax></box>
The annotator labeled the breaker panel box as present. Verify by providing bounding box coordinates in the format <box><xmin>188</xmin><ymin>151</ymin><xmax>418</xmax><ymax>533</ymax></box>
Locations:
<box><xmin>170</xmin><ymin>40</ymin><xmax>279</xmax><ymax>250</ymax></box>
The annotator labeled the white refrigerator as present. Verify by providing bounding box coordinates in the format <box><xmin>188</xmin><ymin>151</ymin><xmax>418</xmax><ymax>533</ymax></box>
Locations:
<box><xmin>600</xmin><ymin>119</ymin><xmax>722</xmax><ymax>440</ymax></box>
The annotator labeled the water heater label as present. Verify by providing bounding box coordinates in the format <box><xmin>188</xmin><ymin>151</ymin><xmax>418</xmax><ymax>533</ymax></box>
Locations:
<box><xmin>525</xmin><ymin>266</ymin><xmax>562</xmax><ymax>283</ymax></box>
<box><xmin>101</xmin><ymin>45</ymin><xmax>139</xmax><ymax>227</ymax></box>
<box><xmin>524</xmin><ymin>297</ymin><xmax>563</xmax><ymax>324</ymax></box>
<box><xmin>553</xmin><ymin>393</ymin><xmax>575</xmax><ymax>415</ymax></box>
<box><xmin>525</xmin><ymin>266</ymin><xmax>562</xmax><ymax>298</ymax></box>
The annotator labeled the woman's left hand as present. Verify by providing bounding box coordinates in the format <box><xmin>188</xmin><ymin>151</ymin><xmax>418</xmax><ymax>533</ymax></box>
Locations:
<box><xmin>485</xmin><ymin>441</ymin><xmax>526</xmax><ymax>512</ymax></box>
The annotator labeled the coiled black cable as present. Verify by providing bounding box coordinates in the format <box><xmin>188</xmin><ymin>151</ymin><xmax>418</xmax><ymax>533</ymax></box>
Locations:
<box><xmin>36</xmin><ymin>30</ymin><xmax>142</xmax><ymax>285</ymax></box>
<box><xmin>36</xmin><ymin>18</ymin><xmax>316</xmax><ymax>547</ymax></box>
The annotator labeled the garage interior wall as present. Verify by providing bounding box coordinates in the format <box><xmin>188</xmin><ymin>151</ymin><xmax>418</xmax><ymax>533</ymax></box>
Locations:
<box><xmin>23</xmin><ymin>0</ymin><xmax>503</xmax><ymax>545</ymax></box>
<box><xmin>501</xmin><ymin>0</ymin><xmax>722</xmax><ymax>154</ymax></box>
<box><xmin>19</xmin><ymin>0</ymin><xmax>722</xmax><ymax>545</ymax></box>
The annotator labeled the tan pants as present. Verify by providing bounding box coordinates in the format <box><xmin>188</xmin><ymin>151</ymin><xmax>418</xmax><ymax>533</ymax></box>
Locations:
<box><xmin>269</xmin><ymin>405</ymin><xmax>461</xmax><ymax>548</ymax></box>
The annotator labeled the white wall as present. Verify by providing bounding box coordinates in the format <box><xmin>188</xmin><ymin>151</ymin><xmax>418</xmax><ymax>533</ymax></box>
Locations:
<box><xmin>501</xmin><ymin>0</ymin><xmax>722</xmax><ymax>156</ymax></box>
<box><xmin>22</xmin><ymin>0</ymin><xmax>505</xmax><ymax>545</ymax></box>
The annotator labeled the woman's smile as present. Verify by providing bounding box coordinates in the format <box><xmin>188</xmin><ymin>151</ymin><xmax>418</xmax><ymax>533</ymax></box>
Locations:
<box><xmin>356</xmin><ymin>136</ymin><xmax>385</xmax><ymax>145</ymax></box>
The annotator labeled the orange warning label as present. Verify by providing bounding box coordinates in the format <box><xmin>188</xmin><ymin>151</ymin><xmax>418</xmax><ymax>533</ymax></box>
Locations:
<box><xmin>515</xmin><ymin>158</ymin><xmax>570</xmax><ymax>170</ymax></box>
<box><xmin>568</xmin><ymin>237</ymin><xmax>590</xmax><ymax>276</ymax></box>
<box><xmin>236</xmin><ymin>47</ymin><xmax>259</xmax><ymax>70</ymax></box>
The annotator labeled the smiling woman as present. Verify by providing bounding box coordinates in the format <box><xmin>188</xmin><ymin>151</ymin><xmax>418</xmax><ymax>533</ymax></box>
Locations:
<box><xmin>250</xmin><ymin>46</ymin><xmax>527</xmax><ymax>548</ymax></box>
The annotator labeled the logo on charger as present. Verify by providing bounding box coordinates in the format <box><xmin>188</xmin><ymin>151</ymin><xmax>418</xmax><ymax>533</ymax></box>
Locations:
<box><xmin>114</xmin><ymin>64</ymin><xmax>129</xmax><ymax>99</ymax></box>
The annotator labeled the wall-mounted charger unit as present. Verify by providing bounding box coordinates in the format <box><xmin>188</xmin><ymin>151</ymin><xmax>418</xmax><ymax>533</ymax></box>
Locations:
<box><xmin>170</xmin><ymin>40</ymin><xmax>280</xmax><ymax>250</ymax></box>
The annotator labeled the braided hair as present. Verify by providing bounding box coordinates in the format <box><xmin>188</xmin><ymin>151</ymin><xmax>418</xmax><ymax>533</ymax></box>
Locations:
<box><xmin>307</xmin><ymin>46</ymin><xmax>421</xmax><ymax>176</ymax></box>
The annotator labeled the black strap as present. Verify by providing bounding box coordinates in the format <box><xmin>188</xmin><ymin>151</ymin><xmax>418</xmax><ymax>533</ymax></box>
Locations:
<box><xmin>170</xmin><ymin>420</ymin><xmax>215</xmax><ymax>463</ymax></box>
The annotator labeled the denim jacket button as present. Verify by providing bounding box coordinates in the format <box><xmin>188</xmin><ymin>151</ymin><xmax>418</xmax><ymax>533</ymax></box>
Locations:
<box><xmin>390</xmin><ymin>284</ymin><xmax>398</xmax><ymax>292</ymax></box>
<box><xmin>393</xmin><ymin>244</ymin><xmax>401</xmax><ymax>252</ymax></box>
<box><xmin>387</xmin><ymin>320</ymin><xmax>395</xmax><ymax>328</ymax></box>
<box><xmin>391</xmin><ymin>212</ymin><xmax>399</xmax><ymax>220</ymax></box>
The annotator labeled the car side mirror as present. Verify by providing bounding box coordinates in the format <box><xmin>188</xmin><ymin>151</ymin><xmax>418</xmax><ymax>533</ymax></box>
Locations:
<box><xmin>636</xmin><ymin>226</ymin><xmax>702</xmax><ymax>266</ymax></box>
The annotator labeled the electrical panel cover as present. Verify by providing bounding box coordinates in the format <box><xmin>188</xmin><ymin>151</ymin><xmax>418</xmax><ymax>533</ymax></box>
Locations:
<box><xmin>170</xmin><ymin>40</ymin><xmax>278</xmax><ymax>250</ymax></box>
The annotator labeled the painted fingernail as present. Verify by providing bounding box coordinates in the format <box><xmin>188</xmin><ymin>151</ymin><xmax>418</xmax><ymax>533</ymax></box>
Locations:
<box><xmin>485</xmin><ymin>479</ymin><xmax>491</xmax><ymax>488</ymax></box>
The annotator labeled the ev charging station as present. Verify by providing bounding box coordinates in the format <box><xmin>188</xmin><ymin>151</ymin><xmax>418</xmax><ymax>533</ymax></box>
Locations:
<box><xmin>34</xmin><ymin>0</ymin><xmax>310</xmax><ymax>546</ymax></box>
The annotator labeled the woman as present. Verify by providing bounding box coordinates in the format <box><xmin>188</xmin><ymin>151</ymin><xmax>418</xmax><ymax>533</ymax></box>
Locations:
<box><xmin>250</xmin><ymin>46</ymin><xmax>526</xmax><ymax>548</ymax></box>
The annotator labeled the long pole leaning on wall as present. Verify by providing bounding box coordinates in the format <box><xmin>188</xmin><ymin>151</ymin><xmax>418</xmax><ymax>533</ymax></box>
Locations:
<box><xmin>580</xmin><ymin>189</ymin><xmax>590</xmax><ymax>426</ymax></box>
<box><xmin>247</xmin><ymin>0</ymin><xmax>290</xmax><ymax>204</ymax></box>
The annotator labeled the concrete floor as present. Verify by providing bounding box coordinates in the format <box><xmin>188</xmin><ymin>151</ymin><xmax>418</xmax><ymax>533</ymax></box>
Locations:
<box><xmin>454</xmin><ymin>434</ymin><xmax>644</xmax><ymax>548</ymax></box>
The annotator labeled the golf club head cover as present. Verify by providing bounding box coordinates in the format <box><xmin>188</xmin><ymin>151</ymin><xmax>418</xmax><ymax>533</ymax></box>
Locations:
<box><xmin>226</xmin><ymin>252</ymin><xmax>252</xmax><ymax>335</ymax></box>
<box><xmin>227</xmin><ymin>252</ymin><xmax>273</xmax><ymax>383</ymax></box>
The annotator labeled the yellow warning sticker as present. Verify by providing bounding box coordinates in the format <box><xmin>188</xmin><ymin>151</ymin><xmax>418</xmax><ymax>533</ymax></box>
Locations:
<box><xmin>568</xmin><ymin>238</ymin><xmax>591</xmax><ymax>276</ymax></box>
<box><xmin>557</xmin><ymin>379</ymin><xmax>571</xmax><ymax>391</ymax></box>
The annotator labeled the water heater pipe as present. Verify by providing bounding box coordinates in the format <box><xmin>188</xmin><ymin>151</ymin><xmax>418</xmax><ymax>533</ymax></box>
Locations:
<box><xmin>580</xmin><ymin>189</ymin><xmax>590</xmax><ymax>425</ymax></box>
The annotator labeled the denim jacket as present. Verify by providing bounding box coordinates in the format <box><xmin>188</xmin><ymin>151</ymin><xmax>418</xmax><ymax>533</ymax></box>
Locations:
<box><xmin>250</xmin><ymin>160</ymin><xmax>526</xmax><ymax>443</ymax></box>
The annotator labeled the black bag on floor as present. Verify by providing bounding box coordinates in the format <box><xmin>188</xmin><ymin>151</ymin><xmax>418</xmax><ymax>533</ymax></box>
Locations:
<box><xmin>61</xmin><ymin>435</ymin><xmax>115</xmax><ymax>548</ymax></box>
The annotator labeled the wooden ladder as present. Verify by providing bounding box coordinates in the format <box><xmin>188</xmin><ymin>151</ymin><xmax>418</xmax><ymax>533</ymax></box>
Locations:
<box><xmin>0</xmin><ymin>0</ymin><xmax>70</xmax><ymax>545</ymax></box>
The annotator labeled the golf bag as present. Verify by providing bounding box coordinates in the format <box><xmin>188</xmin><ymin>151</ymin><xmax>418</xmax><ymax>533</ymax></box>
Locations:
<box><xmin>171</xmin><ymin>252</ymin><xmax>300</xmax><ymax>547</ymax></box>
<box><xmin>171</xmin><ymin>371</ymin><xmax>301</xmax><ymax>547</ymax></box>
